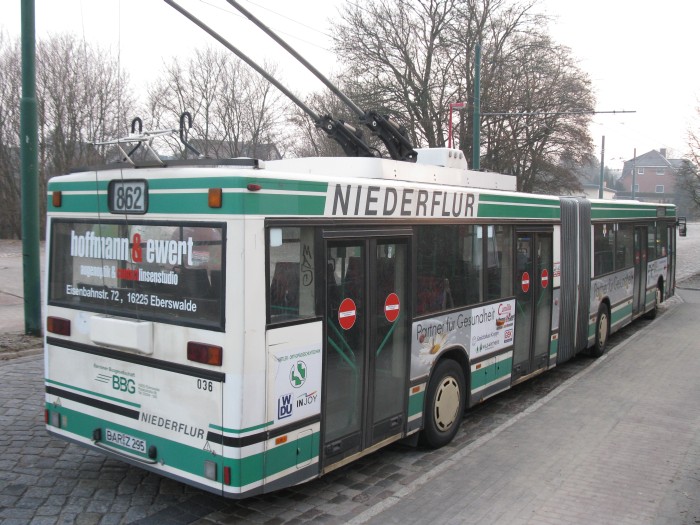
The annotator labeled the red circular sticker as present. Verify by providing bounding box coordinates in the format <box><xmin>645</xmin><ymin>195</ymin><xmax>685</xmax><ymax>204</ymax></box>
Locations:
<box><xmin>521</xmin><ymin>271</ymin><xmax>530</xmax><ymax>293</ymax></box>
<box><xmin>338</xmin><ymin>298</ymin><xmax>357</xmax><ymax>330</ymax></box>
<box><xmin>384</xmin><ymin>293</ymin><xmax>400</xmax><ymax>322</ymax></box>
<box><xmin>541</xmin><ymin>269</ymin><xmax>549</xmax><ymax>288</ymax></box>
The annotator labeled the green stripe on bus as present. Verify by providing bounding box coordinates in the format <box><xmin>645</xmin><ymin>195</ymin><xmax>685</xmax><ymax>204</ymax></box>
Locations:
<box><xmin>48</xmin><ymin>193</ymin><xmax>110</xmax><ymax>213</ymax></box>
<box><xmin>48</xmin><ymin>177</ymin><xmax>328</xmax><ymax>194</ymax></box>
<box><xmin>48</xmin><ymin>404</ymin><xmax>216</xmax><ymax>479</ymax></box>
<box><xmin>549</xmin><ymin>338</ymin><xmax>558</xmax><ymax>356</ymax></box>
<box><xmin>591</xmin><ymin>208</ymin><xmax>659</xmax><ymax>220</ymax></box>
<box><xmin>149</xmin><ymin>177</ymin><xmax>327</xmax><ymax>193</ymax></box>
<box><xmin>49</xmin><ymin>180</ymin><xmax>109</xmax><ymax>192</ymax></box>
<box><xmin>229</xmin><ymin>432</ymin><xmax>320</xmax><ymax>488</ymax></box>
<box><xmin>480</xmin><ymin>194</ymin><xmax>559</xmax><ymax>206</ymax></box>
<box><xmin>470</xmin><ymin>357</ymin><xmax>512</xmax><ymax>390</ymax></box>
<box><xmin>477</xmin><ymin>203</ymin><xmax>560</xmax><ymax>220</ymax></box>
<box><xmin>48</xmin><ymin>404</ymin><xmax>320</xmax><ymax>488</ymax></box>
<box><xmin>45</xmin><ymin>378</ymin><xmax>141</xmax><ymax>408</ymax></box>
<box><xmin>612</xmin><ymin>303</ymin><xmax>633</xmax><ymax>324</ymax></box>
<box><xmin>48</xmin><ymin>192</ymin><xmax>327</xmax><ymax>215</ymax></box>
<box><xmin>408</xmin><ymin>390</ymin><xmax>424</xmax><ymax>417</ymax></box>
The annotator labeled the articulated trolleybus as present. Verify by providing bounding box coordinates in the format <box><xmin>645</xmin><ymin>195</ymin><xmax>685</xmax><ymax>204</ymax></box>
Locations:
<box><xmin>44</xmin><ymin>146</ymin><xmax>677</xmax><ymax>497</ymax></box>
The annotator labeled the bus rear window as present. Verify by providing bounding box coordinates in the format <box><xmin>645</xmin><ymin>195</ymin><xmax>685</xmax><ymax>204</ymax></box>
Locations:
<box><xmin>49</xmin><ymin>220</ymin><xmax>225</xmax><ymax>330</ymax></box>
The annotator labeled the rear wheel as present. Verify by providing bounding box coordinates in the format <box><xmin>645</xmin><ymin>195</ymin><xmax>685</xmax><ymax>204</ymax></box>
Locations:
<box><xmin>420</xmin><ymin>359</ymin><xmax>465</xmax><ymax>448</ymax></box>
<box><xmin>590</xmin><ymin>303</ymin><xmax>610</xmax><ymax>358</ymax></box>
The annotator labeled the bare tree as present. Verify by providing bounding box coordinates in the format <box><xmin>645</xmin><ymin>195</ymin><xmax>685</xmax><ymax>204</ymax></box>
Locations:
<box><xmin>478</xmin><ymin>32</ymin><xmax>593</xmax><ymax>193</ymax></box>
<box><xmin>331</xmin><ymin>0</ymin><xmax>594</xmax><ymax>193</ymax></box>
<box><xmin>0</xmin><ymin>32</ymin><xmax>22</xmax><ymax>237</ymax></box>
<box><xmin>675</xmin><ymin>106</ymin><xmax>700</xmax><ymax>216</ymax></box>
<box><xmin>37</xmin><ymin>35</ymin><xmax>133</xmax><ymax>174</ymax></box>
<box><xmin>333</xmin><ymin>0</ymin><xmax>462</xmax><ymax>149</ymax></box>
<box><xmin>0</xmin><ymin>33</ymin><xmax>131</xmax><ymax>238</ymax></box>
<box><xmin>146</xmin><ymin>47</ymin><xmax>289</xmax><ymax>160</ymax></box>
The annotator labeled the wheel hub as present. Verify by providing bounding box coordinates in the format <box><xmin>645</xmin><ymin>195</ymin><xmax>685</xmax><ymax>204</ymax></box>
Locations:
<box><xmin>434</xmin><ymin>376</ymin><xmax>460</xmax><ymax>431</ymax></box>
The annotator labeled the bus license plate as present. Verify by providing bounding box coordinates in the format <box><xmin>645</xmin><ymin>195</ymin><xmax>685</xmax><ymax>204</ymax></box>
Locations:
<box><xmin>108</xmin><ymin>180</ymin><xmax>148</xmax><ymax>214</ymax></box>
<box><xmin>105</xmin><ymin>428</ymin><xmax>147</xmax><ymax>454</ymax></box>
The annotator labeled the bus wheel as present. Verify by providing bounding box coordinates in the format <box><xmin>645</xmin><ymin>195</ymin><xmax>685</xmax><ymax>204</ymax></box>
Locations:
<box><xmin>590</xmin><ymin>303</ymin><xmax>610</xmax><ymax>358</ymax></box>
<box><xmin>420</xmin><ymin>359</ymin><xmax>465</xmax><ymax>448</ymax></box>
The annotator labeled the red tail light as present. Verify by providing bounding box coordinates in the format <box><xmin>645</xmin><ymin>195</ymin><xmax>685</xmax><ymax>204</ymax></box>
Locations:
<box><xmin>47</xmin><ymin>316</ymin><xmax>71</xmax><ymax>336</ymax></box>
<box><xmin>187</xmin><ymin>342</ymin><xmax>223</xmax><ymax>366</ymax></box>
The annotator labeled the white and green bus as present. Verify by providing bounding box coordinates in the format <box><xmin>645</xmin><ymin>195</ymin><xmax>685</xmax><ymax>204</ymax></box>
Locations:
<box><xmin>44</xmin><ymin>148</ymin><xmax>677</xmax><ymax>497</ymax></box>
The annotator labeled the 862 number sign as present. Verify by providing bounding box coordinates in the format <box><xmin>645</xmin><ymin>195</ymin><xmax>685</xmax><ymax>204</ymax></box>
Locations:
<box><xmin>108</xmin><ymin>180</ymin><xmax>148</xmax><ymax>214</ymax></box>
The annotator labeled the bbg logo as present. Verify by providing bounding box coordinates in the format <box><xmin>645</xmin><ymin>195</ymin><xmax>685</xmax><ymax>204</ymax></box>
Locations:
<box><xmin>289</xmin><ymin>360</ymin><xmax>307</xmax><ymax>388</ymax></box>
<box><xmin>112</xmin><ymin>375</ymin><xmax>136</xmax><ymax>394</ymax></box>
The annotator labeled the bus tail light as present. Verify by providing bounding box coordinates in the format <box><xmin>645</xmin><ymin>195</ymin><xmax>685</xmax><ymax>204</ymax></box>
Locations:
<box><xmin>52</xmin><ymin>191</ymin><xmax>62</xmax><ymax>207</ymax></box>
<box><xmin>224</xmin><ymin>466</ymin><xmax>231</xmax><ymax>485</ymax></box>
<box><xmin>47</xmin><ymin>316</ymin><xmax>71</xmax><ymax>336</ymax></box>
<box><xmin>187</xmin><ymin>342</ymin><xmax>223</xmax><ymax>366</ymax></box>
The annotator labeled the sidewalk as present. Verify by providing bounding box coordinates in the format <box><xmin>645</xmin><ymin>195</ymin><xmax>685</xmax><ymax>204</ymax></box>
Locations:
<box><xmin>355</xmin><ymin>290</ymin><xmax>700</xmax><ymax>525</ymax></box>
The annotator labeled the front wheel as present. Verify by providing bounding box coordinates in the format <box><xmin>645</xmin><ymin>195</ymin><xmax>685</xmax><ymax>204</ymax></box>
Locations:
<box><xmin>420</xmin><ymin>359</ymin><xmax>465</xmax><ymax>448</ymax></box>
<box><xmin>590</xmin><ymin>303</ymin><xmax>610</xmax><ymax>358</ymax></box>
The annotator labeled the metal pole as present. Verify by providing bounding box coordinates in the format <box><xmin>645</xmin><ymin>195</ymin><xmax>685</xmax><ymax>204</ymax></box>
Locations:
<box><xmin>20</xmin><ymin>0</ymin><xmax>42</xmax><ymax>335</ymax></box>
<box><xmin>448</xmin><ymin>102</ymin><xmax>465</xmax><ymax>149</ymax></box>
<box><xmin>471</xmin><ymin>43</ymin><xmax>481</xmax><ymax>171</ymax></box>
<box><xmin>598</xmin><ymin>136</ymin><xmax>605</xmax><ymax>199</ymax></box>
<box><xmin>632</xmin><ymin>148</ymin><xmax>637</xmax><ymax>199</ymax></box>
<box><xmin>448</xmin><ymin>104</ymin><xmax>454</xmax><ymax>149</ymax></box>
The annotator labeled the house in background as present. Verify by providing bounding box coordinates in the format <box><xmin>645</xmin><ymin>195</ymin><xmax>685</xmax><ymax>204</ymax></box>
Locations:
<box><xmin>580</xmin><ymin>181</ymin><xmax>617</xmax><ymax>200</ymax></box>
<box><xmin>617</xmin><ymin>148</ymin><xmax>679</xmax><ymax>204</ymax></box>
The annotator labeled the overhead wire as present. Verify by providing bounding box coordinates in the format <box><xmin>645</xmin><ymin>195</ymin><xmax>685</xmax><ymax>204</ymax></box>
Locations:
<box><xmin>195</xmin><ymin>0</ymin><xmax>332</xmax><ymax>51</ymax></box>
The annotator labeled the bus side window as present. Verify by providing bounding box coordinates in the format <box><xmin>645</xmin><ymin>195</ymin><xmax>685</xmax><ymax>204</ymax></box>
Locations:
<box><xmin>268</xmin><ymin>226</ymin><xmax>316</xmax><ymax>323</ymax></box>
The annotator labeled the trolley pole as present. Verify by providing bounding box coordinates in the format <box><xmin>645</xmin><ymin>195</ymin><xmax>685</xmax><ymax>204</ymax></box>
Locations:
<box><xmin>20</xmin><ymin>0</ymin><xmax>42</xmax><ymax>336</ymax></box>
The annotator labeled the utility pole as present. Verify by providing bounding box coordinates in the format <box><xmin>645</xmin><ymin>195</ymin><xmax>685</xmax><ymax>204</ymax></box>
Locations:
<box><xmin>21</xmin><ymin>0</ymin><xmax>42</xmax><ymax>335</ymax></box>
<box><xmin>632</xmin><ymin>148</ymin><xmax>637</xmax><ymax>199</ymax></box>
<box><xmin>471</xmin><ymin>43</ymin><xmax>481</xmax><ymax>171</ymax></box>
<box><xmin>598</xmin><ymin>136</ymin><xmax>605</xmax><ymax>199</ymax></box>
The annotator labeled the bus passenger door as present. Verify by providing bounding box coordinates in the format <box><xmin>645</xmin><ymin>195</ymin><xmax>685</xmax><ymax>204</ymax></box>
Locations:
<box><xmin>513</xmin><ymin>231</ymin><xmax>553</xmax><ymax>381</ymax></box>
<box><xmin>323</xmin><ymin>235</ymin><xmax>410</xmax><ymax>470</ymax></box>
<box><xmin>633</xmin><ymin>226</ymin><xmax>648</xmax><ymax>316</ymax></box>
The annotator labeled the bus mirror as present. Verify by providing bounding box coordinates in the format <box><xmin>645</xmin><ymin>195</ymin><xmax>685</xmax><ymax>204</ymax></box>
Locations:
<box><xmin>270</xmin><ymin>228</ymin><xmax>283</xmax><ymax>247</ymax></box>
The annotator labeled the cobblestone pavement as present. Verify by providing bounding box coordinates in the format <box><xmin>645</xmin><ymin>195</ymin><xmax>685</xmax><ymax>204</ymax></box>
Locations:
<box><xmin>1</xmin><ymin>228</ymin><xmax>699</xmax><ymax>525</ymax></box>
<box><xmin>0</xmin><ymin>302</ymin><xmax>677</xmax><ymax>525</ymax></box>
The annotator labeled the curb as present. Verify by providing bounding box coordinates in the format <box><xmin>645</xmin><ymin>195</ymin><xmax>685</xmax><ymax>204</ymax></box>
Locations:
<box><xmin>0</xmin><ymin>346</ymin><xmax>43</xmax><ymax>362</ymax></box>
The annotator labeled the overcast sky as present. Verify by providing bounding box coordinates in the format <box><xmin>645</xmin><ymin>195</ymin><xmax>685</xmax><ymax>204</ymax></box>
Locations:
<box><xmin>3</xmin><ymin>0</ymin><xmax>699</xmax><ymax>168</ymax></box>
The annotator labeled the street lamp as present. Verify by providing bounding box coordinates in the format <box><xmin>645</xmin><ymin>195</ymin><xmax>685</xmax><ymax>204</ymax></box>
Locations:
<box><xmin>448</xmin><ymin>101</ymin><xmax>467</xmax><ymax>149</ymax></box>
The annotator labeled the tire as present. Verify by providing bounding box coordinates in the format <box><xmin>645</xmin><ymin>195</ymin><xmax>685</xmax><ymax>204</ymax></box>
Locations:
<box><xmin>590</xmin><ymin>303</ymin><xmax>610</xmax><ymax>358</ymax></box>
<box><xmin>420</xmin><ymin>359</ymin><xmax>466</xmax><ymax>448</ymax></box>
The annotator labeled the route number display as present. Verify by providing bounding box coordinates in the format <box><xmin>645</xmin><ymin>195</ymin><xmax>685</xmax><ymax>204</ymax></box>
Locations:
<box><xmin>109</xmin><ymin>180</ymin><xmax>148</xmax><ymax>214</ymax></box>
